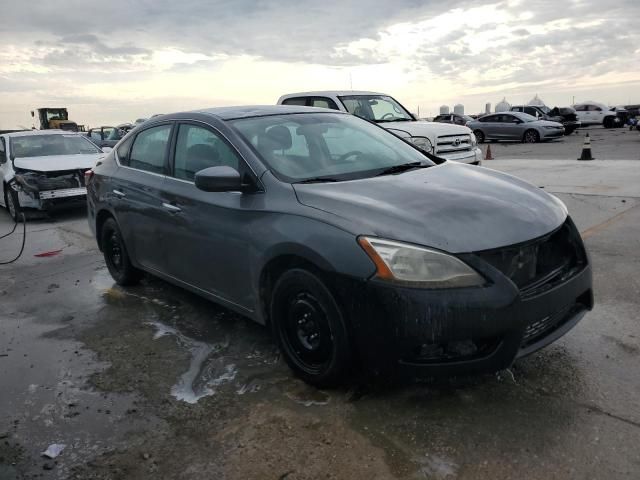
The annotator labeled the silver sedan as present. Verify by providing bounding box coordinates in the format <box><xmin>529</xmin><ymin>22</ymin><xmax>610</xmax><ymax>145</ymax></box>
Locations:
<box><xmin>467</xmin><ymin>112</ymin><xmax>564</xmax><ymax>143</ymax></box>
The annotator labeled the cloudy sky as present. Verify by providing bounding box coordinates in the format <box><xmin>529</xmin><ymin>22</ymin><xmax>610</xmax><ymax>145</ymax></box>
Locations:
<box><xmin>1</xmin><ymin>0</ymin><xmax>639</xmax><ymax>128</ymax></box>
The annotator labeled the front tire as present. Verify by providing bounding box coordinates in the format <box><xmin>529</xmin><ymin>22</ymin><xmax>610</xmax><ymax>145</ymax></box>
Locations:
<box><xmin>4</xmin><ymin>185</ymin><xmax>21</xmax><ymax>222</ymax></box>
<box><xmin>270</xmin><ymin>268</ymin><xmax>351</xmax><ymax>387</ymax></box>
<box><xmin>603</xmin><ymin>116</ymin><xmax>615</xmax><ymax>129</ymax></box>
<box><xmin>523</xmin><ymin>129</ymin><xmax>540</xmax><ymax>143</ymax></box>
<box><xmin>101</xmin><ymin>218</ymin><xmax>142</xmax><ymax>286</ymax></box>
<box><xmin>473</xmin><ymin>130</ymin><xmax>485</xmax><ymax>143</ymax></box>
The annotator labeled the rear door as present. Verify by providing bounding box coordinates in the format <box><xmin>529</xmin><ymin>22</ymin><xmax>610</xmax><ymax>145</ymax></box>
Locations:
<box><xmin>157</xmin><ymin>121</ymin><xmax>259</xmax><ymax>309</ymax></box>
<box><xmin>111</xmin><ymin>123</ymin><xmax>173</xmax><ymax>273</ymax></box>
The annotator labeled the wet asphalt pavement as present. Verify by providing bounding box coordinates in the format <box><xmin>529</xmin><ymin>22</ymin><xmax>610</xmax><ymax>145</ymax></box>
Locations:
<box><xmin>1</xmin><ymin>128</ymin><xmax>639</xmax><ymax>479</ymax></box>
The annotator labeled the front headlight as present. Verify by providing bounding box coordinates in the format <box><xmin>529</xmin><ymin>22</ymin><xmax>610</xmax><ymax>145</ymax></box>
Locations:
<box><xmin>358</xmin><ymin>237</ymin><xmax>485</xmax><ymax>288</ymax></box>
<box><xmin>470</xmin><ymin>132</ymin><xmax>478</xmax><ymax>148</ymax></box>
<box><xmin>409</xmin><ymin>136</ymin><xmax>434</xmax><ymax>153</ymax></box>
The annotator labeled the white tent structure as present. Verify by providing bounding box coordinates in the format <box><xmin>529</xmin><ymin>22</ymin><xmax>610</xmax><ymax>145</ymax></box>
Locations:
<box><xmin>495</xmin><ymin>97</ymin><xmax>511</xmax><ymax>112</ymax></box>
<box><xmin>453</xmin><ymin>104</ymin><xmax>464</xmax><ymax>115</ymax></box>
<box><xmin>528</xmin><ymin>94</ymin><xmax>546</xmax><ymax>106</ymax></box>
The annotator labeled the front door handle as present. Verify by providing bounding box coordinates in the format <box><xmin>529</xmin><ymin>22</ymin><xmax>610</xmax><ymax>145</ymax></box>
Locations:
<box><xmin>162</xmin><ymin>202</ymin><xmax>182</xmax><ymax>213</ymax></box>
<box><xmin>113</xmin><ymin>189</ymin><xmax>125</xmax><ymax>198</ymax></box>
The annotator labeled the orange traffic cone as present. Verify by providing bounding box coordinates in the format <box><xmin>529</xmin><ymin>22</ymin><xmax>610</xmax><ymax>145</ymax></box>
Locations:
<box><xmin>577</xmin><ymin>133</ymin><xmax>595</xmax><ymax>161</ymax></box>
<box><xmin>484</xmin><ymin>144</ymin><xmax>494</xmax><ymax>160</ymax></box>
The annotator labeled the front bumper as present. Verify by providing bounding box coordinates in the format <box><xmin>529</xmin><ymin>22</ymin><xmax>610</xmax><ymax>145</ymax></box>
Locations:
<box><xmin>541</xmin><ymin>128</ymin><xmax>565</xmax><ymax>139</ymax></box>
<box><xmin>339</xmin><ymin>225</ymin><xmax>593</xmax><ymax>379</ymax></box>
<box><xmin>438</xmin><ymin>147</ymin><xmax>483</xmax><ymax>165</ymax></box>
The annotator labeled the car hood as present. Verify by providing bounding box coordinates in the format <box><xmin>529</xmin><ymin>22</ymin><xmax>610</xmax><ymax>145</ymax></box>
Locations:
<box><xmin>380</xmin><ymin>120</ymin><xmax>471</xmax><ymax>139</ymax></box>
<box><xmin>13</xmin><ymin>154</ymin><xmax>101</xmax><ymax>172</ymax></box>
<box><xmin>293</xmin><ymin>163</ymin><xmax>567</xmax><ymax>253</ymax></box>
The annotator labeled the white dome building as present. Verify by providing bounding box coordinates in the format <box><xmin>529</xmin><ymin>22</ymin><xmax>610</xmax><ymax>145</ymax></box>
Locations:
<box><xmin>528</xmin><ymin>94</ymin><xmax>546</xmax><ymax>106</ymax></box>
<box><xmin>495</xmin><ymin>98</ymin><xmax>511</xmax><ymax>112</ymax></box>
<box><xmin>439</xmin><ymin>105</ymin><xmax>450</xmax><ymax>115</ymax></box>
<box><xmin>453</xmin><ymin>104</ymin><xmax>464</xmax><ymax>115</ymax></box>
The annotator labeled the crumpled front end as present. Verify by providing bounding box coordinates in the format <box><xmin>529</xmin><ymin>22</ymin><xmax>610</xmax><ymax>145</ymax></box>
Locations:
<box><xmin>11</xmin><ymin>168</ymin><xmax>88</xmax><ymax>211</ymax></box>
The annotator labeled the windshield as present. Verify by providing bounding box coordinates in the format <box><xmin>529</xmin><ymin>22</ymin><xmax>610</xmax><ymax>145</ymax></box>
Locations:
<box><xmin>103</xmin><ymin>127</ymin><xmax>122</xmax><ymax>141</ymax></box>
<box><xmin>538</xmin><ymin>106</ymin><xmax>551</xmax><ymax>114</ymax></box>
<box><xmin>230</xmin><ymin>113</ymin><xmax>434</xmax><ymax>182</ymax></box>
<box><xmin>338</xmin><ymin>95</ymin><xmax>413</xmax><ymax>123</ymax></box>
<box><xmin>10</xmin><ymin>134</ymin><xmax>101</xmax><ymax>158</ymax></box>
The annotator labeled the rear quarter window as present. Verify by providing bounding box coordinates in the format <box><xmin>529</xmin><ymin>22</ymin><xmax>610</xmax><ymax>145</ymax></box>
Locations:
<box><xmin>116</xmin><ymin>135</ymin><xmax>134</xmax><ymax>166</ymax></box>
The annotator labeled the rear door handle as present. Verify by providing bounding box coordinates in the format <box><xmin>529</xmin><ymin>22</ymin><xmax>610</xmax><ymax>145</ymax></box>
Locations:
<box><xmin>113</xmin><ymin>189</ymin><xmax>125</xmax><ymax>198</ymax></box>
<box><xmin>162</xmin><ymin>202</ymin><xmax>181</xmax><ymax>213</ymax></box>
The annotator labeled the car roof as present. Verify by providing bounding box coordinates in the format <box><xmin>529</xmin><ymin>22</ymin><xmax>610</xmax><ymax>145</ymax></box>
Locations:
<box><xmin>280</xmin><ymin>90</ymin><xmax>386</xmax><ymax>98</ymax></box>
<box><xmin>189</xmin><ymin>105</ymin><xmax>347</xmax><ymax>120</ymax></box>
<box><xmin>4</xmin><ymin>129</ymin><xmax>82</xmax><ymax>138</ymax></box>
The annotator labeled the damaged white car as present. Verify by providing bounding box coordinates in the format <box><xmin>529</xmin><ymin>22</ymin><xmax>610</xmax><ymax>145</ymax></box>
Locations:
<box><xmin>0</xmin><ymin>130</ymin><xmax>104</xmax><ymax>221</ymax></box>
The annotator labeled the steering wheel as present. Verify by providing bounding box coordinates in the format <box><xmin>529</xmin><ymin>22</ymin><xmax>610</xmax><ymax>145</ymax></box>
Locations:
<box><xmin>380</xmin><ymin>113</ymin><xmax>395</xmax><ymax>120</ymax></box>
<box><xmin>337</xmin><ymin>150</ymin><xmax>364</xmax><ymax>162</ymax></box>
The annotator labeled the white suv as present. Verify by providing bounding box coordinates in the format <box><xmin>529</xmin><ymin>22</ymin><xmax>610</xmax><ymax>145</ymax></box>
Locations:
<box><xmin>278</xmin><ymin>91</ymin><xmax>483</xmax><ymax>165</ymax></box>
<box><xmin>572</xmin><ymin>101</ymin><xmax>622</xmax><ymax>128</ymax></box>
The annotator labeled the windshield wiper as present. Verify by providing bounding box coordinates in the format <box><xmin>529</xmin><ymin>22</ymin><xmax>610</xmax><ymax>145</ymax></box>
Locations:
<box><xmin>296</xmin><ymin>177</ymin><xmax>340</xmax><ymax>184</ymax></box>
<box><xmin>376</xmin><ymin>162</ymin><xmax>427</xmax><ymax>176</ymax></box>
<box><xmin>376</xmin><ymin>118</ymin><xmax>411</xmax><ymax>123</ymax></box>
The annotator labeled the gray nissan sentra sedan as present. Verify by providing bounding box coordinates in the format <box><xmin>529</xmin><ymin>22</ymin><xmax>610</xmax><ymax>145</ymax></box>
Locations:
<box><xmin>87</xmin><ymin>105</ymin><xmax>593</xmax><ymax>386</ymax></box>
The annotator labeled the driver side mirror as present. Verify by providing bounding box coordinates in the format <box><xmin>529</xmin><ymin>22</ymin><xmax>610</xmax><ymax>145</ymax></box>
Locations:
<box><xmin>195</xmin><ymin>166</ymin><xmax>243</xmax><ymax>192</ymax></box>
<box><xmin>411</xmin><ymin>113</ymin><xmax>419</xmax><ymax>120</ymax></box>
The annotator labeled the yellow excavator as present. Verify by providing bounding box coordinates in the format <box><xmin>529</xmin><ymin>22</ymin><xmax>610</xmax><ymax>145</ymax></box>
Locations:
<box><xmin>31</xmin><ymin>107</ymin><xmax>79</xmax><ymax>132</ymax></box>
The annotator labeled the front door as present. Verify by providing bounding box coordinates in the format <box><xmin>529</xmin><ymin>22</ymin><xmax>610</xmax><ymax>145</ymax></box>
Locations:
<box><xmin>157</xmin><ymin>121</ymin><xmax>260</xmax><ymax>310</ymax></box>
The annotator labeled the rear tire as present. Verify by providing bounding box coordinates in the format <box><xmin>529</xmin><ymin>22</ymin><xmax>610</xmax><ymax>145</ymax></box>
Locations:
<box><xmin>523</xmin><ymin>129</ymin><xmax>540</xmax><ymax>143</ymax></box>
<box><xmin>4</xmin><ymin>185</ymin><xmax>21</xmax><ymax>222</ymax></box>
<box><xmin>603</xmin><ymin>116</ymin><xmax>615</xmax><ymax>129</ymax></box>
<box><xmin>473</xmin><ymin>130</ymin><xmax>485</xmax><ymax>144</ymax></box>
<box><xmin>270</xmin><ymin>268</ymin><xmax>351</xmax><ymax>387</ymax></box>
<box><xmin>101</xmin><ymin>218</ymin><xmax>142</xmax><ymax>286</ymax></box>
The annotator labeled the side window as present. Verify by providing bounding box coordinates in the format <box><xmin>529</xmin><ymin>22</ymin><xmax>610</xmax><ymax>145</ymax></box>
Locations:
<box><xmin>588</xmin><ymin>105</ymin><xmax>602</xmax><ymax>112</ymax></box>
<box><xmin>310</xmin><ymin>97</ymin><xmax>339</xmax><ymax>110</ymax></box>
<box><xmin>574</xmin><ymin>105</ymin><xmax>586</xmax><ymax>112</ymax></box>
<box><xmin>524</xmin><ymin>107</ymin><xmax>537</xmax><ymax>116</ymax></box>
<box><xmin>0</xmin><ymin>138</ymin><xmax>6</xmax><ymax>164</ymax></box>
<box><xmin>173</xmin><ymin>124</ymin><xmax>241</xmax><ymax>181</ymax></box>
<box><xmin>282</xmin><ymin>97</ymin><xmax>308</xmax><ymax>106</ymax></box>
<box><xmin>454</xmin><ymin>116</ymin><xmax>465</xmax><ymax>125</ymax></box>
<box><xmin>89</xmin><ymin>129</ymin><xmax>102</xmax><ymax>141</ymax></box>
<box><xmin>129</xmin><ymin>125</ymin><xmax>171</xmax><ymax>174</ymax></box>
<box><xmin>479</xmin><ymin>115</ymin><xmax>495</xmax><ymax>123</ymax></box>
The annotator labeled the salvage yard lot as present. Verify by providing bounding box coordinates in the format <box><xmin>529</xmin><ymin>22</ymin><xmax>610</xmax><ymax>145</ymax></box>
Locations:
<box><xmin>1</xmin><ymin>127</ymin><xmax>639</xmax><ymax>479</ymax></box>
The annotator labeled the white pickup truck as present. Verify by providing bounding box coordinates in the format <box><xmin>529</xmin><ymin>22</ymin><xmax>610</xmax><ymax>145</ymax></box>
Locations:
<box><xmin>277</xmin><ymin>91</ymin><xmax>483</xmax><ymax>165</ymax></box>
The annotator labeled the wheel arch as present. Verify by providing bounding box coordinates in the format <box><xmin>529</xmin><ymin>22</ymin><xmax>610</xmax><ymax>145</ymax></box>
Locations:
<box><xmin>95</xmin><ymin>208</ymin><xmax>117</xmax><ymax>251</ymax></box>
<box><xmin>258</xmin><ymin>249</ymin><xmax>333</xmax><ymax>327</ymax></box>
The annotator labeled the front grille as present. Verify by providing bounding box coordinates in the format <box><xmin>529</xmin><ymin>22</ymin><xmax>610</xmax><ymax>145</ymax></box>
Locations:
<box><xmin>476</xmin><ymin>218</ymin><xmax>587</xmax><ymax>298</ymax></box>
<box><xmin>436</xmin><ymin>134</ymin><xmax>472</xmax><ymax>154</ymax></box>
<box><xmin>521</xmin><ymin>304</ymin><xmax>573</xmax><ymax>347</ymax></box>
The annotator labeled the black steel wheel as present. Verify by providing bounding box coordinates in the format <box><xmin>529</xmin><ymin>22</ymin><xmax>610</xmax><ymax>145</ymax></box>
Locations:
<box><xmin>270</xmin><ymin>268</ymin><xmax>351</xmax><ymax>387</ymax></box>
<box><xmin>4</xmin><ymin>185</ymin><xmax>21</xmax><ymax>222</ymax></box>
<box><xmin>523</xmin><ymin>129</ymin><xmax>540</xmax><ymax>143</ymax></box>
<box><xmin>101</xmin><ymin>217</ymin><xmax>142</xmax><ymax>285</ymax></box>
<box><xmin>474</xmin><ymin>130</ymin><xmax>485</xmax><ymax>144</ymax></box>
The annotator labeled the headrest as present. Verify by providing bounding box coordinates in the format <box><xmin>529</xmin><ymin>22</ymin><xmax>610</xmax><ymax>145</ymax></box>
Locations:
<box><xmin>263</xmin><ymin>125</ymin><xmax>292</xmax><ymax>150</ymax></box>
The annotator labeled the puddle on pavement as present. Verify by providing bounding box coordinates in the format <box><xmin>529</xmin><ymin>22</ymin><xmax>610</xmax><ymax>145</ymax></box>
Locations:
<box><xmin>148</xmin><ymin>320</ymin><xmax>238</xmax><ymax>404</ymax></box>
